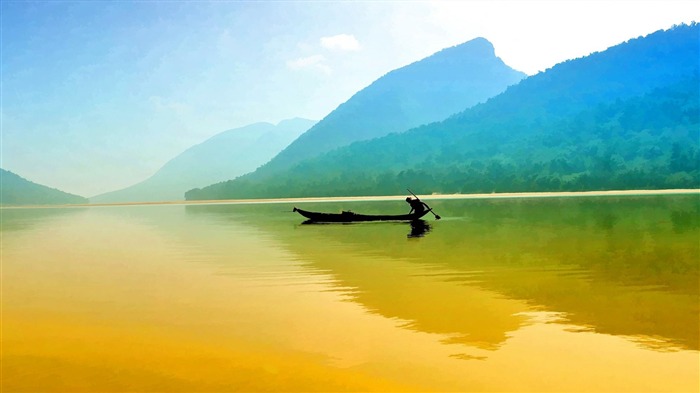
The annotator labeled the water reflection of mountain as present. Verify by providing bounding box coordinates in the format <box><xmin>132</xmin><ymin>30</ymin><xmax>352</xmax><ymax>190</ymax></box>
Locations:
<box><xmin>186</xmin><ymin>195</ymin><xmax>700</xmax><ymax>352</ymax></box>
<box><xmin>0</xmin><ymin>207</ymin><xmax>86</xmax><ymax>233</ymax></box>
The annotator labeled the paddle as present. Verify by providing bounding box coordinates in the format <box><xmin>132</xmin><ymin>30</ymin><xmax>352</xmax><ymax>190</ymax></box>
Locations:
<box><xmin>407</xmin><ymin>188</ymin><xmax>441</xmax><ymax>220</ymax></box>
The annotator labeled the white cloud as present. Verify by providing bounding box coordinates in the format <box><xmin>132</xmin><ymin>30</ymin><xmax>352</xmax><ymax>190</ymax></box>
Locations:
<box><xmin>320</xmin><ymin>34</ymin><xmax>361</xmax><ymax>51</ymax></box>
<box><xmin>286</xmin><ymin>54</ymin><xmax>332</xmax><ymax>74</ymax></box>
<box><xmin>285</xmin><ymin>34</ymin><xmax>360</xmax><ymax>76</ymax></box>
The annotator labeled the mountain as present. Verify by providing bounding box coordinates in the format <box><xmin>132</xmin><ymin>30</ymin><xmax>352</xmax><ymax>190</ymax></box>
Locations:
<box><xmin>246</xmin><ymin>37</ymin><xmax>526</xmax><ymax>178</ymax></box>
<box><xmin>1</xmin><ymin>168</ymin><xmax>88</xmax><ymax>205</ymax></box>
<box><xmin>91</xmin><ymin>118</ymin><xmax>315</xmax><ymax>203</ymax></box>
<box><xmin>186</xmin><ymin>23</ymin><xmax>699</xmax><ymax>200</ymax></box>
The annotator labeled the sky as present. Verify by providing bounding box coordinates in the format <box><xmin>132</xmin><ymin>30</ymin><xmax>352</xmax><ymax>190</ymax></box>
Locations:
<box><xmin>2</xmin><ymin>0</ymin><xmax>699</xmax><ymax>197</ymax></box>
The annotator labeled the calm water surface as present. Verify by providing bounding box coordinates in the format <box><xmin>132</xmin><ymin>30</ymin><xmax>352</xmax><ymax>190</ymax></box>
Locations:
<box><xmin>2</xmin><ymin>195</ymin><xmax>699</xmax><ymax>392</ymax></box>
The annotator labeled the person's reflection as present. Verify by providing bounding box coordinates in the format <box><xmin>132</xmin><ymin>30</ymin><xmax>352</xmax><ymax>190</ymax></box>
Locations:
<box><xmin>408</xmin><ymin>219</ymin><xmax>431</xmax><ymax>238</ymax></box>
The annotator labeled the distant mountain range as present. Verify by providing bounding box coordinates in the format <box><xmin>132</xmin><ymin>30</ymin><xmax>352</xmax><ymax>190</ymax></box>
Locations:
<box><xmin>237</xmin><ymin>37</ymin><xmax>526</xmax><ymax>179</ymax></box>
<box><xmin>187</xmin><ymin>23</ymin><xmax>699</xmax><ymax>200</ymax></box>
<box><xmin>1</xmin><ymin>168</ymin><xmax>88</xmax><ymax>205</ymax></box>
<box><xmin>91</xmin><ymin>118</ymin><xmax>316</xmax><ymax>202</ymax></box>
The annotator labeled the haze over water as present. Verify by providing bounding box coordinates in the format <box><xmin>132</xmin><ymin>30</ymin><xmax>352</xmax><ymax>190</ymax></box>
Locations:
<box><xmin>2</xmin><ymin>194</ymin><xmax>698</xmax><ymax>391</ymax></box>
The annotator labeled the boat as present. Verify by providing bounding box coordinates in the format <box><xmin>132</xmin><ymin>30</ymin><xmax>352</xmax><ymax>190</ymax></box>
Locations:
<box><xmin>292</xmin><ymin>207</ymin><xmax>429</xmax><ymax>223</ymax></box>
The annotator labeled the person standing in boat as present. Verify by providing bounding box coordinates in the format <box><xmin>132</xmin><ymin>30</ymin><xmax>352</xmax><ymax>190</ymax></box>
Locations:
<box><xmin>406</xmin><ymin>196</ymin><xmax>430</xmax><ymax>215</ymax></box>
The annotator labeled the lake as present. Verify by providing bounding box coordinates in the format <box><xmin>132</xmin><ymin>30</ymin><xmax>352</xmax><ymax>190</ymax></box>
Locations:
<box><xmin>2</xmin><ymin>194</ymin><xmax>699</xmax><ymax>392</ymax></box>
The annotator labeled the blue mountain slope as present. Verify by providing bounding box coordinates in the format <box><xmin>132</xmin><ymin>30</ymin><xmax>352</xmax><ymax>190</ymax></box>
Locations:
<box><xmin>188</xmin><ymin>23</ymin><xmax>699</xmax><ymax>199</ymax></box>
<box><xmin>1</xmin><ymin>168</ymin><xmax>88</xmax><ymax>205</ymax></box>
<box><xmin>251</xmin><ymin>37</ymin><xmax>526</xmax><ymax>177</ymax></box>
<box><xmin>91</xmin><ymin>118</ymin><xmax>315</xmax><ymax>202</ymax></box>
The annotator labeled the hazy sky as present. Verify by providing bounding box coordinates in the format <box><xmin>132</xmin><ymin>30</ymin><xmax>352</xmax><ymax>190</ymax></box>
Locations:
<box><xmin>2</xmin><ymin>1</ymin><xmax>698</xmax><ymax>197</ymax></box>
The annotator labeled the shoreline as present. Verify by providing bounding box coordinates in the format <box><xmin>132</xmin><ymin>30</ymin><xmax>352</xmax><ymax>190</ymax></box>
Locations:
<box><xmin>1</xmin><ymin>189</ymin><xmax>698</xmax><ymax>209</ymax></box>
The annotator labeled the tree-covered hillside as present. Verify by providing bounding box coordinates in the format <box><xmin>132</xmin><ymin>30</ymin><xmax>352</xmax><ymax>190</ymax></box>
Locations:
<box><xmin>1</xmin><ymin>169</ymin><xmax>88</xmax><ymax>205</ymax></box>
<box><xmin>187</xmin><ymin>24</ymin><xmax>699</xmax><ymax>200</ymax></box>
<box><xmin>250</xmin><ymin>37</ymin><xmax>526</xmax><ymax>177</ymax></box>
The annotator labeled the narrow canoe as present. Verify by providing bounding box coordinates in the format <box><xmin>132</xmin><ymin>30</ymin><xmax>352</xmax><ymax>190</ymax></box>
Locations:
<box><xmin>293</xmin><ymin>207</ymin><xmax>429</xmax><ymax>223</ymax></box>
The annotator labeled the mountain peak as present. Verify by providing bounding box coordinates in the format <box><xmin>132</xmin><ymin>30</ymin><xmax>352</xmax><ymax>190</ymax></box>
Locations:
<box><xmin>394</xmin><ymin>37</ymin><xmax>504</xmax><ymax>72</ymax></box>
<box><xmin>277</xmin><ymin>117</ymin><xmax>317</xmax><ymax>128</ymax></box>
<box><xmin>450</xmin><ymin>37</ymin><xmax>495</xmax><ymax>56</ymax></box>
<box><xmin>91</xmin><ymin>118</ymin><xmax>316</xmax><ymax>202</ymax></box>
<box><xmin>190</xmin><ymin>37</ymin><xmax>526</xmax><ymax>188</ymax></box>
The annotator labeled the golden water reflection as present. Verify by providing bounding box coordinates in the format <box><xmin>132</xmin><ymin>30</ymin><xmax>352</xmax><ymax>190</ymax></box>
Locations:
<box><xmin>2</xmin><ymin>195</ymin><xmax>699</xmax><ymax>392</ymax></box>
<box><xmin>191</xmin><ymin>196</ymin><xmax>699</xmax><ymax>352</ymax></box>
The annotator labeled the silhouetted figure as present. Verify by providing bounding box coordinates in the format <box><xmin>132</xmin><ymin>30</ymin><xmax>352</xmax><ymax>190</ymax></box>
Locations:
<box><xmin>406</xmin><ymin>196</ymin><xmax>430</xmax><ymax>215</ymax></box>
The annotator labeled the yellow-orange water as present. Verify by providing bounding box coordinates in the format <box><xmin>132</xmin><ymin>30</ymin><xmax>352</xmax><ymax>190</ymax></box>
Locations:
<box><xmin>2</xmin><ymin>195</ymin><xmax>698</xmax><ymax>392</ymax></box>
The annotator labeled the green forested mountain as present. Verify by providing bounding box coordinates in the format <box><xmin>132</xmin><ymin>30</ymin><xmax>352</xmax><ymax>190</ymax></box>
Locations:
<box><xmin>1</xmin><ymin>168</ymin><xmax>88</xmax><ymax>205</ymax></box>
<box><xmin>249</xmin><ymin>37</ymin><xmax>526</xmax><ymax>177</ymax></box>
<box><xmin>187</xmin><ymin>24</ymin><xmax>699</xmax><ymax>200</ymax></box>
<box><xmin>91</xmin><ymin>118</ymin><xmax>315</xmax><ymax>202</ymax></box>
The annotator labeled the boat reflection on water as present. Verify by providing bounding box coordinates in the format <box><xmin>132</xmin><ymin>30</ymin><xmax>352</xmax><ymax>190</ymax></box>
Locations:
<box><xmin>300</xmin><ymin>219</ymin><xmax>432</xmax><ymax>238</ymax></box>
<box><xmin>408</xmin><ymin>219</ymin><xmax>431</xmax><ymax>238</ymax></box>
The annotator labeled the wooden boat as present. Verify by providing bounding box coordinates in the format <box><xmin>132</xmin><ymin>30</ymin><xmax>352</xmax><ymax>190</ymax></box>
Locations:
<box><xmin>293</xmin><ymin>207</ymin><xmax>429</xmax><ymax>223</ymax></box>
